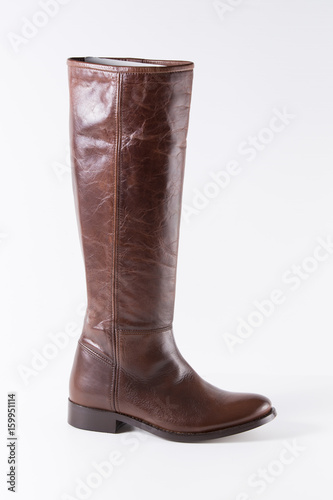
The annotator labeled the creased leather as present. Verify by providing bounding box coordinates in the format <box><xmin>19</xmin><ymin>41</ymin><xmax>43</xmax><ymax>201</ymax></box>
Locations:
<box><xmin>68</xmin><ymin>57</ymin><xmax>272</xmax><ymax>432</ymax></box>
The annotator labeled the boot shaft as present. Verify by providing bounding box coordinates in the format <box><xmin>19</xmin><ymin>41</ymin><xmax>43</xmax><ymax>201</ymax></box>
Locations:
<box><xmin>68</xmin><ymin>57</ymin><xmax>194</xmax><ymax>342</ymax></box>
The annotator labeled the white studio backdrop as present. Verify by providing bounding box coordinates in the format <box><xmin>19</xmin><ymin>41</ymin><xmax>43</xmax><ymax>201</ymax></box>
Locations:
<box><xmin>1</xmin><ymin>0</ymin><xmax>332</xmax><ymax>499</ymax></box>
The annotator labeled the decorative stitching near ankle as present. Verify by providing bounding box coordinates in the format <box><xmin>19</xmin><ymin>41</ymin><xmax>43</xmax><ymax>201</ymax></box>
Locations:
<box><xmin>78</xmin><ymin>340</ymin><xmax>114</xmax><ymax>366</ymax></box>
<box><xmin>116</xmin><ymin>325</ymin><xmax>172</xmax><ymax>335</ymax></box>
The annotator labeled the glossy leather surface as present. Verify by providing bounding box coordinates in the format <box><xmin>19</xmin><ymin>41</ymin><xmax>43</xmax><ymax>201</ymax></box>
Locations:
<box><xmin>68</xmin><ymin>57</ymin><xmax>272</xmax><ymax>433</ymax></box>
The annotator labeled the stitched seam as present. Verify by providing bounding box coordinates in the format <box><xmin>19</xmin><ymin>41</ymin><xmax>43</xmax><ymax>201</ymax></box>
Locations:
<box><xmin>67</xmin><ymin>63</ymin><xmax>193</xmax><ymax>74</ymax></box>
<box><xmin>110</xmin><ymin>73</ymin><xmax>121</xmax><ymax>412</ymax></box>
<box><xmin>117</xmin><ymin>325</ymin><xmax>172</xmax><ymax>335</ymax></box>
<box><xmin>115</xmin><ymin>74</ymin><xmax>124</xmax><ymax>415</ymax></box>
<box><xmin>78</xmin><ymin>341</ymin><xmax>114</xmax><ymax>367</ymax></box>
<box><xmin>112</xmin><ymin>74</ymin><xmax>123</xmax><ymax>414</ymax></box>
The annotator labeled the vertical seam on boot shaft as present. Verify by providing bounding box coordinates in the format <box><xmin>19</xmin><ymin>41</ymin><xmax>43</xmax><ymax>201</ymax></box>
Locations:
<box><xmin>111</xmin><ymin>73</ymin><xmax>123</xmax><ymax>413</ymax></box>
<box><xmin>110</xmin><ymin>74</ymin><xmax>118</xmax><ymax>411</ymax></box>
<box><xmin>116</xmin><ymin>74</ymin><xmax>124</xmax><ymax>414</ymax></box>
<box><xmin>111</xmin><ymin>73</ymin><xmax>119</xmax><ymax>411</ymax></box>
<box><xmin>109</xmin><ymin>74</ymin><xmax>119</xmax><ymax>412</ymax></box>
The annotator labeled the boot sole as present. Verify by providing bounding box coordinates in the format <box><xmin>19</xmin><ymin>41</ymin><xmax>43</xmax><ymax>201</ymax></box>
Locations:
<box><xmin>68</xmin><ymin>399</ymin><xmax>277</xmax><ymax>442</ymax></box>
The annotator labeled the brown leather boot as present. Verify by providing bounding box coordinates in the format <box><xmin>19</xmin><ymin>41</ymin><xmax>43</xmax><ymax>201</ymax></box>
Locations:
<box><xmin>67</xmin><ymin>56</ymin><xmax>276</xmax><ymax>442</ymax></box>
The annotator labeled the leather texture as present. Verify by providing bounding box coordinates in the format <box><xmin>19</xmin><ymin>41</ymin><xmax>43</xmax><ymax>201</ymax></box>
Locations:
<box><xmin>68</xmin><ymin>57</ymin><xmax>272</xmax><ymax>433</ymax></box>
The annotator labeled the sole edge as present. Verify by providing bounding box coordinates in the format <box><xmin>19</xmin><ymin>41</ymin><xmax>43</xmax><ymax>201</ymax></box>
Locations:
<box><xmin>68</xmin><ymin>399</ymin><xmax>277</xmax><ymax>442</ymax></box>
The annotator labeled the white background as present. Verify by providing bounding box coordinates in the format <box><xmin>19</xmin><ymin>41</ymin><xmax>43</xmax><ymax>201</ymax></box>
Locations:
<box><xmin>1</xmin><ymin>0</ymin><xmax>333</xmax><ymax>498</ymax></box>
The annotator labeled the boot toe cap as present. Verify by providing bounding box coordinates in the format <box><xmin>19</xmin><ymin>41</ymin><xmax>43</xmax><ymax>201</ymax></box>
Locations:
<box><xmin>226</xmin><ymin>392</ymin><xmax>273</xmax><ymax>426</ymax></box>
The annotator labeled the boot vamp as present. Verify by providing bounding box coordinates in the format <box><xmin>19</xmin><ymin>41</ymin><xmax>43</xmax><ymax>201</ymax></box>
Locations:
<box><xmin>118</xmin><ymin>329</ymin><xmax>272</xmax><ymax>433</ymax></box>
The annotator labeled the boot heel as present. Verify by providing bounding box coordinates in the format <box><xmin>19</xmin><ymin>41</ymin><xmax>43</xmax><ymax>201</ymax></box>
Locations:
<box><xmin>68</xmin><ymin>399</ymin><xmax>123</xmax><ymax>434</ymax></box>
